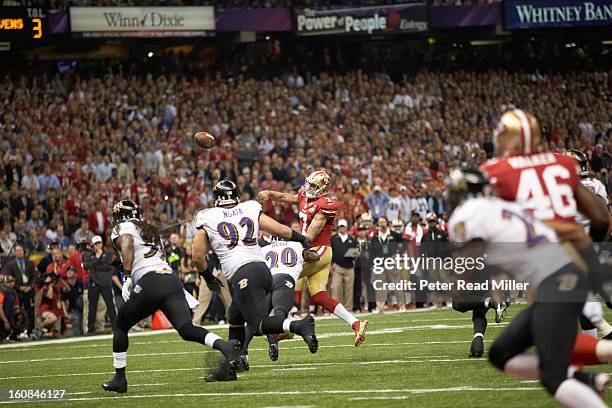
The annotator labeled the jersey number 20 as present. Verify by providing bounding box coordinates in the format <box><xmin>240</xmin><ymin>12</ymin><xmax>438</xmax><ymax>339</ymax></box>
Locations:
<box><xmin>265</xmin><ymin>247</ymin><xmax>298</xmax><ymax>268</ymax></box>
<box><xmin>217</xmin><ymin>217</ymin><xmax>257</xmax><ymax>249</ymax></box>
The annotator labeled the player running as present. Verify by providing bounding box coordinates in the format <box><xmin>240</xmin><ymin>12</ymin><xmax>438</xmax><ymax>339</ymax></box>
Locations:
<box><xmin>447</xmin><ymin>168</ymin><xmax>607</xmax><ymax>408</ymax></box>
<box><xmin>101</xmin><ymin>200</ymin><xmax>243</xmax><ymax>394</ymax></box>
<box><xmin>258</xmin><ymin>170</ymin><xmax>368</xmax><ymax>347</ymax></box>
<box><xmin>193</xmin><ymin>180</ymin><xmax>318</xmax><ymax>382</ymax></box>
<box><xmin>481</xmin><ymin>109</ymin><xmax>612</xmax><ymax>339</ymax></box>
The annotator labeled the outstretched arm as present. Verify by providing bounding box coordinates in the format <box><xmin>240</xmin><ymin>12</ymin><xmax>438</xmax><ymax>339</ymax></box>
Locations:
<box><xmin>259</xmin><ymin>213</ymin><xmax>311</xmax><ymax>247</ymax></box>
<box><xmin>257</xmin><ymin>190</ymin><xmax>299</xmax><ymax>204</ymax></box>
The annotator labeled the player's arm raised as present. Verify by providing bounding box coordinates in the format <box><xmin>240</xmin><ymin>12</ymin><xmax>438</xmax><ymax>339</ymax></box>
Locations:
<box><xmin>257</xmin><ymin>190</ymin><xmax>298</xmax><ymax>204</ymax></box>
<box><xmin>259</xmin><ymin>213</ymin><xmax>311</xmax><ymax>248</ymax></box>
<box><xmin>575</xmin><ymin>183</ymin><xmax>610</xmax><ymax>242</ymax></box>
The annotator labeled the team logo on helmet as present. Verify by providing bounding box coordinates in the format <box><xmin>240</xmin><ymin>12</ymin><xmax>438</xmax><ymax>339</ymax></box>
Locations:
<box><xmin>303</xmin><ymin>170</ymin><xmax>332</xmax><ymax>199</ymax></box>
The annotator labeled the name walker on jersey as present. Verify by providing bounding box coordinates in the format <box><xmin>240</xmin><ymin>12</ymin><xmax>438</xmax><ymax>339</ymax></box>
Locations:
<box><xmin>372</xmin><ymin>279</ymin><xmax>529</xmax><ymax>292</ymax></box>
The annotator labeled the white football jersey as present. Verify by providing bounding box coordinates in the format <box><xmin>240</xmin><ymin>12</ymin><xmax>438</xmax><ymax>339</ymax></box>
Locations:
<box><xmin>576</xmin><ymin>178</ymin><xmax>609</xmax><ymax>231</ymax></box>
<box><xmin>195</xmin><ymin>200</ymin><xmax>265</xmax><ymax>280</ymax></box>
<box><xmin>448</xmin><ymin>197</ymin><xmax>572</xmax><ymax>289</ymax></box>
<box><xmin>111</xmin><ymin>221</ymin><xmax>170</xmax><ymax>285</ymax></box>
<box><xmin>386</xmin><ymin>196</ymin><xmax>402</xmax><ymax>222</ymax></box>
<box><xmin>261</xmin><ymin>240</ymin><xmax>305</xmax><ymax>282</ymax></box>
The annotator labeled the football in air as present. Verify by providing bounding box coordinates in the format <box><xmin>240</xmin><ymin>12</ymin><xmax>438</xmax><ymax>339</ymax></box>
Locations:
<box><xmin>193</xmin><ymin>131</ymin><xmax>215</xmax><ymax>149</ymax></box>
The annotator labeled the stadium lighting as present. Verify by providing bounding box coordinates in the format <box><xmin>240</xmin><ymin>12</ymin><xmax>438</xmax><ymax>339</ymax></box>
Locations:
<box><xmin>147</xmin><ymin>51</ymin><xmax>154</xmax><ymax>57</ymax></box>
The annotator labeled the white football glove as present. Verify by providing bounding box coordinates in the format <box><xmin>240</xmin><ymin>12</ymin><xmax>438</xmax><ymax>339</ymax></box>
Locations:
<box><xmin>122</xmin><ymin>277</ymin><xmax>132</xmax><ymax>302</ymax></box>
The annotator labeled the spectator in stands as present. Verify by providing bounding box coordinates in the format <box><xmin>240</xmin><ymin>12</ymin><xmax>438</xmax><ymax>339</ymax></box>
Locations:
<box><xmin>24</xmin><ymin>228</ymin><xmax>45</xmax><ymax>254</ymax></box>
<box><xmin>73</xmin><ymin>219</ymin><xmax>94</xmax><ymax>244</ymax></box>
<box><xmin>7</xmin><ymin>244</ymin><xmax>36</xmax><ymax>335</ymax></box>
<box><xmin>0</xmin><ymin>225</ymin><xmax>16</xmax><ymax>256</ymax></box>
<box><xmin>37</xmin><ymin>164</ymin><xmax>60</xmax><ymax>201</ymax></box>
<box><xmin>330</xmin><ymin>219</ymin><xmax>359</xmax><ymax>310</ymax></box>
<box><xmin>3</xmin><ymin>153</ymin><xmax>22</xmax><ymax>190</ymax></box>
<box><xmin>88</xmin><ymin>201</ymin><xmax>110</xmax><ymax>237</ymax></box>
<box><xmin>365</xmin><ymin>186</ymin><xmax>389</xmax><ymax>222</ymax></box>
<box><xmin>83</xmin><ymin>235</ymin><xmax>116</xmax><ymax>335</ymax></box>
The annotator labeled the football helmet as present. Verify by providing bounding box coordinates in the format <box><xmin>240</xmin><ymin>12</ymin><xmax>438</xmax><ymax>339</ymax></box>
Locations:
<box><xmin>112</xmin><ymin>200</ymin><xmax>141</xmax><ymax>225</ymax></box>
<box><xmin>493</xmin><ymin>109</ymin><xmax>541</xmax><ymax>157</ymax></box>
<box><xmin>445</xmin><ymin>168</ymin><xmax>490</xmax><ymax>213</ymax></box>
<box><xmin>213</xmin><ymin>180</ymin><xmax>240</xmax><ymax>207</ymax></box>
<box><xmin>360</xmin><ymin>212</ymin><xmax>374</xmax><ymax>227</ymax></box>
<box><xmin>303</xmin><ymin>170</ymin><xmax>332</xmax><ymax>199</ymax></box>
<box><xmin>563</xmin><ymin>149</ymin><xmax>589</xmax><ymax>177</ymax></box>
<box><xmin>391</xmin><ymin>218</ymin><xmax>404</xmax><ymax>233</ymax></box>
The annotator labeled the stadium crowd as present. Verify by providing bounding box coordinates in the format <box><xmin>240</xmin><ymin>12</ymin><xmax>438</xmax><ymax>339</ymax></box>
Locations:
<box><xmin>0</xmin><ymin>53</ymin><xmax>610</xmax><ymax>341</ymax></box>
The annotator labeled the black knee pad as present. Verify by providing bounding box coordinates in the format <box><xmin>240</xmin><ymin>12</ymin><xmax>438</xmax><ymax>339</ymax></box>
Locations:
<box><xmin>115</xmin><ymin>315</ymin><xmax>131</xmax><ymax>332</ymax></box>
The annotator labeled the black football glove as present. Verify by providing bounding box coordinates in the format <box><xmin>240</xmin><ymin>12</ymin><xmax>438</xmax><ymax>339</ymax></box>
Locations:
<box><xmin>290</xmin><ymin>230</ymin><xmax>311</xmax><ymax>249</ymax></box>
<box><xmin>200</xmin><ymin>271</ymin><xmax>223</xmax><ymax>293</ymax></box>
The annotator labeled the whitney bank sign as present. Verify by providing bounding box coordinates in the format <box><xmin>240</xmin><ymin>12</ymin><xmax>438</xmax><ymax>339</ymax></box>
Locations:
<box><xmin>70</xmin><ymin>7</ymin><xmax>214</xmax><ymax>36</ymax></box>
<box><xmin>505</xmin><ymin>0</ymin><xmax>612</xmax><ymax>28</ymax></box>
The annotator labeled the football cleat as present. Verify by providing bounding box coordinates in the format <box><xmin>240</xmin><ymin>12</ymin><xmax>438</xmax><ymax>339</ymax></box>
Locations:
<box><xmin>574</xmin><ymin>372</ymin><xmax>610</xmax><ymax>398</ymax></box>
<box><xmin>293</xmin><ymin>315</ymin><xmax>318</xmax><ymax>353</ymax></box>
<box><xmin>353</xmin><ymin>320</ymin><xmax>369</xmax><ymax>347</ymax></box>
<box><xmin>218</xmin><ymin>339</ymin><xmax>244</xmax><ymax>372</ymax></box>
<box><xmin>234</xmin><ymin>354</ymin><xmax>249</xmax><ymax>373</ymax></box>
<box><xmin>267</xmin><ymin>334</ymin><xmax>279</xmax><ymax>362</ymax></box>
<box><xmin>495</xmin><ymin>300</ymin><xmax>510</xmax><ymax>324</ymax></box>
<box><xmin>101</xmin><ymin>377</ymin><xmax>128</xmax><ymax>394</ymax></box>
<box><xmin>205</xmin><ymin>362</ymin><xmax>237</xmax><ymax>382</ymax></box>
<box><xmin>468</xmin><ymin>335</ymin><xmax>484</xmax><ymax>358</ymax></box>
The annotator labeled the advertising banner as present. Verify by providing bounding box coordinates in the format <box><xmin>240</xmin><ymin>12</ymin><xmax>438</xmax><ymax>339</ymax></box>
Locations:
<box><xmin>295</xmin><ymin>3</ymin><xmax>428</xmax><ymax>36</ymax></box>
<box><xmin>504</xmin><ymin>0</ymin><xmax>612</xmax><ymax>29</ymax></box>
<box><xmin>216</xmin><ymin>8</ymin><xmax>291</xmax><ymax>31</ymax></box>
<box><xmin>69</xmin><ymin>7</ymin><xmax>214</xmax><ymax>37</ymax></box>
<box><xmin>430</xmin><ymin>5</ymin><xmax>501</xmax><ymax>28</ymax></box>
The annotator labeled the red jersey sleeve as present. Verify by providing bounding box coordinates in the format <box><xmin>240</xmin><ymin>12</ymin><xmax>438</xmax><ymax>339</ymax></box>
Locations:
<box><xmin>318</xmin><ymin>196</ymin><xmax>339</xmax><ymax>220</ymax></box>
<box><xmin>0</xmin><ymin>292</ymin><xmax>4</xmax><ymax>305</ymax></box>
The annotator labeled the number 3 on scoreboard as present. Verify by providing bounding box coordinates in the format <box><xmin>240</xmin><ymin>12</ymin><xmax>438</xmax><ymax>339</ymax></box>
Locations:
<box><xmin>32</xmin><ymin>18</ymin><xmax>42</xmax><ymax>39</ymax></box>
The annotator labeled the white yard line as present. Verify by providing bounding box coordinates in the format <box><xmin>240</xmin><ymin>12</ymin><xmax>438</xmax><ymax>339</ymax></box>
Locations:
<box><xmin>0</xmin><ymin>386</ymin><xmax>541</xmax><ymax>404</ymax></box>
<box><xmin>0</xmin><ymin>358</ymin><xmax>481</xmax><ymax>381</ymax></box>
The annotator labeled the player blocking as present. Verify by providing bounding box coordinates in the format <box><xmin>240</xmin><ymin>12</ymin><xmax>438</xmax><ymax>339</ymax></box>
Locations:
<box><xmin>192</xmin><ymin>180</ymin><xmax>319</xmax><ymax>381</ymax></box>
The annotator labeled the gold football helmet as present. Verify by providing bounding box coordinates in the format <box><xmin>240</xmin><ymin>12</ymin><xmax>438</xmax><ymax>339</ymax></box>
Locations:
<box><xmin>493</xmin><ymin>109</ymin><xmax>541</xmax><ymax>157</ymax></box>
<box><xmin>303</xmin><ymin>170</ymin><xmax>332</xmax><ymax>199</ymax></box>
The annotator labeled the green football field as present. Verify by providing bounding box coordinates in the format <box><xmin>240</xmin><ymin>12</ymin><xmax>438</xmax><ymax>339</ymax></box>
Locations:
<box><xmin>1</xmin><ymin>305</ymin><xmax>611</xmax><ymax>407</ymax></box>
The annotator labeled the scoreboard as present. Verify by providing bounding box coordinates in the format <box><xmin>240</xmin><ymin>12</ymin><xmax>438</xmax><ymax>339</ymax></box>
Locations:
<box><xmin>0</xmin><ymin>7</ymin><xmax>47</xmax><ymax>43</ymax></box>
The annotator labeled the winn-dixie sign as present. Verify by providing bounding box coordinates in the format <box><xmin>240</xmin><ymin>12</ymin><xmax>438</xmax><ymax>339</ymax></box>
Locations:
<box><xmin>69</xmin><ymin>7</ymin><xmax>214</xmax><ymax>37</ymax></box>
<box><xmin>505</xmin><ymin>0</ymin><xmax>612</xmax><ymax>29</ymax></box>
<box><xmin>295</xmin><ymin>3</ymin><xmax>427</xmax><ymax>36</ymax></box>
